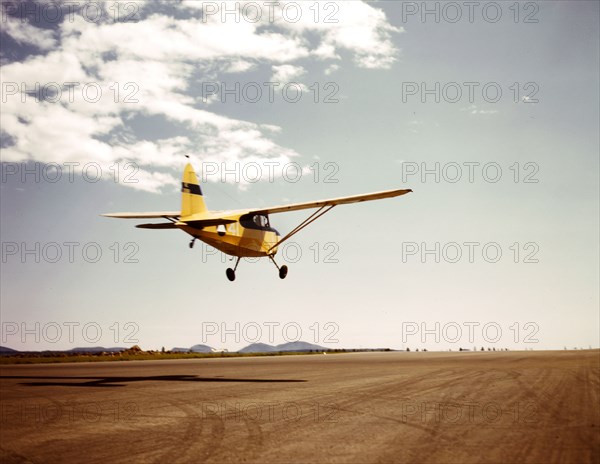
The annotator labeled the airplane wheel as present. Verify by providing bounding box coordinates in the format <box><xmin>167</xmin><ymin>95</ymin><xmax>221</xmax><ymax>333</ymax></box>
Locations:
<box><xmin>279</xmin><ymin>265</ymin><xmax>288</xmax><ymax>279</ymax></box>
<box><xmin>189</xmin><ymin>240</ymin><xmax>195</xmax><ymax>249</ymax></box>
<box><xmin>226</xmin><ymin>268</ymin><xmax>236</xmax><ymax>282</ymax></box>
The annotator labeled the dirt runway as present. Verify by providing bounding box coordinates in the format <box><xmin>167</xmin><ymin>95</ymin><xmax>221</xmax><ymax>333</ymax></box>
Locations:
<box><xmin>1</xmin><ymin>350</ymin><xmax>598</xmax><ymax>463</ymax></box>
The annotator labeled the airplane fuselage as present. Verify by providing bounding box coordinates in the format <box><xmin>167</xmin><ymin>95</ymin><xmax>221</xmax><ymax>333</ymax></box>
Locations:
<box><xmin>178</xmin><ymin>213</ymin><xmax>280</xmax><ymax>257</ymax></box>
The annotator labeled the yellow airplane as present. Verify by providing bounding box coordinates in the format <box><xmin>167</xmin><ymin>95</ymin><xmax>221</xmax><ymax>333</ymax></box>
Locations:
<box><xmin>103</xmin><ymin>161</ymin><xmax>412</xmax><ymax>281</ymax></box>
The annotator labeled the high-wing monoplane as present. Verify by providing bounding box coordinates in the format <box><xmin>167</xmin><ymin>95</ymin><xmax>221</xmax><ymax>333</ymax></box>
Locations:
<box><xmin>103</xmin><ymin>162</ymin><xmax>412</xmax><ymax>280</ymax></box>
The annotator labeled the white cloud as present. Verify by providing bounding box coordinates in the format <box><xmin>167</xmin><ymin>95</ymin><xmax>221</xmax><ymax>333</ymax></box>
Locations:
<box><xmin>175</xmin><ymin>1</ymin><xmax>400</xmax><ymax>69</ymax></box>
<box><xmin>224</xmin><ymin>60</ymin><xmax>256</xmax><ymax>73</ymax></box>
<box><xmin>0</xmin><ymin>51</ymin><xmax>87</xmax><ymax>87</ymax></box>
<box><xmin>271</xmin><ymin>64</ymin><xmax>306</xmax><ymax>82</ymax></box>
<box><xmin>60</xmin><ymin>13</ymin><xmax>311</xmax><ymax>64</ymax></box>
<box><xmin>122</xmin><ymin>169</ymin><xmax>179</xmax><ymax>193</ymax></box>
<box><xmin>1</xmin><ymin>1</ymin><xmax>400</xmax><ymax>191</ymax></box>
<box><xmin>2</xmin><ymin>16</ymin><xmax>57</xmax><ymax>51</ymax></box>
<box><xmin>272</xmin><ymin>1</ymin><xmax>402</xmax><ymax>69</ymax></box>
<box><xmin>460</xmin><ymin>105</ymin><xmax>498</xmax><ymax>115</ymax></box>
<box><xmin>324</xmin><ymin>64</ymin><xmax>340</xmax><ymax>75</ymax></box>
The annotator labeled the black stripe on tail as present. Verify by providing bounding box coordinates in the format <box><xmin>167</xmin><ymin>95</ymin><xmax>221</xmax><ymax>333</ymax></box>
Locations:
<box><xmin>182</xmin><ymin>182</ymin><xmax>202</xmax><ymax>195</ymax></box>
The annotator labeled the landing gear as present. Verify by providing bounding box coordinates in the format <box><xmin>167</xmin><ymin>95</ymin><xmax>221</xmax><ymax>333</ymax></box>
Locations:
<box><xmin>269</xmin><ymin>255</ymin><xmax>288</xmax><ymax>280</ymax></box>
<box><xmin>225</xmin><ymin>256</ymin><xmax>287</xmax><ymax>281</ymax></box>
<box><xmin>189</xmin><ymin>238</ymin><xmax>196</xmax><ymax>249</ymax></box>
<box><xmin>226</xmin><ymin>257</ymin><xmax>241</xmax><ymax>282</ymax></box>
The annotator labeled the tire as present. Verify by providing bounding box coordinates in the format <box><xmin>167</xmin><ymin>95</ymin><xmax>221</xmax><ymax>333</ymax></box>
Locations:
<box><xmin>279</xmin><ymin>265</ymin><xmax>288</xmax><ymax>279</ymax></box>
<box><xmin>226</xmin><ymin>268</ymin><xmax>236</xmax><ymax>281</ymax></box>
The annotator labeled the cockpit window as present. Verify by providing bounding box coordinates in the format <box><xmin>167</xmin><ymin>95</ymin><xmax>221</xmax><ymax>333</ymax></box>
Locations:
<box><xmin>240</xmin><ymin>214</ymin><xmax>278</xmax><ymax>233</ymax></box>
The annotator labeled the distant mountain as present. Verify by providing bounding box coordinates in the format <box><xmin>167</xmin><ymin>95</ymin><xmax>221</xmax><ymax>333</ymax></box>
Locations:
<box><xmin>238</xmin><ymin>343</ymin><xmax>277</xmax><ymax>353</ymax></box>
<box><xmin>239</xmin><ymin>341</ymin><xmax>327</xmax><ymax>353</ymax></box>
<box><xmin>276</xmin><ymin>341</ymin><xmax>327</xmax><ymax>352</ymax></box>
<box><xmin>171</xmin><ymin>344</ymin><xmax>215</xmax><ymax>353</ymax></box>
<box><xmin>67</xmin><ymin>347</ymin><xmax>125</xmax><ymax>353</ymax></box>
<box><xmin>171</xmin><ymin>347</ymin><xmax>190</xmax><ymax>353</ymax></box>
<box><xmin>0</xmin><ymin>346</ymin><xmax>18</xmax><ymax>354</ymax></box>
<box><xmin>190</xmin><ymin>344</ymin><xmax>214</xmax><ymax>353</ymax></box>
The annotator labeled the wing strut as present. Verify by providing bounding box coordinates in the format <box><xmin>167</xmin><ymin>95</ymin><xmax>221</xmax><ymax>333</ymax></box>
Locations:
<box><xmin>267</xmin><ymin>205</ymin><xmax>336</xmax><ymax>254</ymax></box>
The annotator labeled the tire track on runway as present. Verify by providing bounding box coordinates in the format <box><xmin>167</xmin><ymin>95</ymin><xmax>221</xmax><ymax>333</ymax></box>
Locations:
<box><xmin>371</xmin><ymin>366</ymin><xmax>543</xmax><ymax>464</ymax></box>
<box><xmin>300</xmin><ymin>368</ymin><xmax>495</xmax><ymax>463</ymax></box>
<box><xmin>376</xmin><ymin>368</ymin><xmax>496</xmax><ymax>464</ymax></box>
<box><xmin>502</xmin><ymin>363</ymin><xmax>599</xmax><ymax>464</ymax></box>
<box><xmin>132</xmin><ymin>389</ymin><xmax>225</xmax><ymax>464</ymax></box>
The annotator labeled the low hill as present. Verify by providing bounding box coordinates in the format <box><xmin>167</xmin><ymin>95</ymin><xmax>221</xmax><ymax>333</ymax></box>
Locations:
<box><xmin>239</xmin><ymin>341</ymin><xmax>327</xmax><ymax>353</ymax></box>
<box><xmin>0</xmin><ymin>346</ymin><xmax>19</xmax><ymax>354</ymax></box>
<box><xmin>238</xmin><ymin>343</ymin><xmax>277</xmax><ymax>353</ymax></box>
<box><xmin>67</xmin><ymin>347</ymin><xmax>125</xmax><ymax>353</ymax></box>
<box><xmin>171</xmin><ymin>344</ymin><xmax>215</xmax><ymax>353</ymax></box>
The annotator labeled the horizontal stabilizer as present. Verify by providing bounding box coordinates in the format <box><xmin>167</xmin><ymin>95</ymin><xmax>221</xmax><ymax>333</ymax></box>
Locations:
<box><xmin>101</xmin><ymin>212</ymin><xmax>180</xmax><ymax>219</ymax></box>
<box><xmin>136</xmin><ymin>223</ymin><xmax>179</xmax><ymax>229</ymax></box>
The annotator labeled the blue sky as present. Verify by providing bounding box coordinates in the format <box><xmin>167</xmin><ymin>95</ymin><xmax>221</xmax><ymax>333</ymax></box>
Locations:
<box><xmin>1</xmin><ymin>1</ymin><xmax>598</xmax><ymax>352</ymax></box>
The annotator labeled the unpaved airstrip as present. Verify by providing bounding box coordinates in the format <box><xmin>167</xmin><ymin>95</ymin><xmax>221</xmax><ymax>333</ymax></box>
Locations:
<box><xmin>1</xmin><ymin>350</ymin><xmax>598</xmax><ymax>463</ymax></box>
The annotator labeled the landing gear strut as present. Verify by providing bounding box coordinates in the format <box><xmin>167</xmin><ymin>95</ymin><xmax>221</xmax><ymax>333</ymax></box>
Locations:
<box><xmin>189</xmin><ymin>238</ymin><xmax>196</xmax><ymax>249</ymax></box>
<box><xmin>269</xmin><ymin>255</ymin><xmax>288</xmax><ymax>279</ymax></box>
<box><xmin>226</xmin><ymin>257</ymin><xmax>241</xmax><ymax>282</ymax></box>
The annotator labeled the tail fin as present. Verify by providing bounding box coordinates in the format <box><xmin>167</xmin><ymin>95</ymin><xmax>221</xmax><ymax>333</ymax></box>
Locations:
<box><xmin>181</xmin><ymin>163</ymin><xmax>208</xmax><ymax>217</ymax></box>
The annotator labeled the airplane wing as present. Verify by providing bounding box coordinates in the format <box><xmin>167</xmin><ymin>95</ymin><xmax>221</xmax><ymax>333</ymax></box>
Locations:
<box><xmin>249</xmin><ymin>188</ymin><xmax>412</xmax><ymax>215</ymax></box>
<box><xmin>102</xmin><ymin>189</ymin><xmax>412</xmax><ymax>236</ymax></box>
<box><xmin>101</xmin><ymin>212</ymin><xmax>180</xmax><ymax>219</ymax></box>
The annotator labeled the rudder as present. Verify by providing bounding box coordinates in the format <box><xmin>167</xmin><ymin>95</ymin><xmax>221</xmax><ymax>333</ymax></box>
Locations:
<box><xmin>181</xmin><ymin>163</ymin><xmax>208</xmax><ymax>217</ymax></box>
